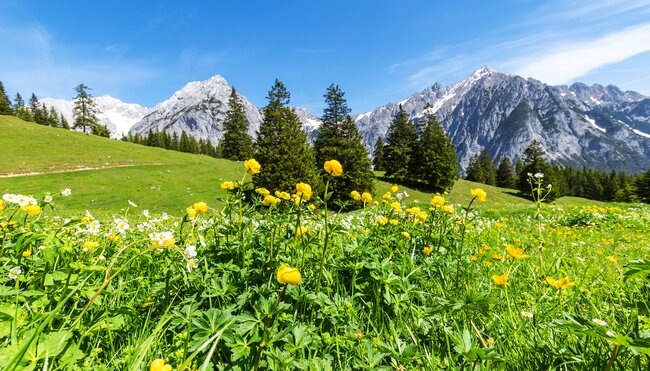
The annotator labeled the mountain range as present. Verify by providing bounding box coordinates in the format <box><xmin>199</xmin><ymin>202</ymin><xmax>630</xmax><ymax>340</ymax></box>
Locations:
<box><xmin>43</xmin><ymin>67</ymin><xmax>650</xmax><ymax>172</ymax></box>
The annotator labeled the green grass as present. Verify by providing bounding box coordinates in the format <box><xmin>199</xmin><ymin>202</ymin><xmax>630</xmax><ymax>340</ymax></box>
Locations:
<box><xmin>1</xmin><ymin>115</ymin><xmax>598</xmax><ymax>216</ymax></box>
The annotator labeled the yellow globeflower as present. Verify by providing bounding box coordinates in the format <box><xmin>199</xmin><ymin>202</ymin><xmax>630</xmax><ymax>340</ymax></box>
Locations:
<box><xmin>21</xmin><ymin>204</ymin><xmax>41</xmax><ymax>215</ymax></box>
<box><xmin>255</xmin><ymin>187</ymin><xmax>270</xmax><ymax>196</ymax></box>
<box><xmin>193</xmin><ymin>202</ymin><xmax>209</xmax><ymax>214</ymax></box>
<box><xmin>492</xmin><ymin>273</ymin><xmax>509</xmax><ymax>286</ymax></box>
<box><xmin>390</xmin><ymin>185</ymin><xmax>399</xmax><ymax>193</ymax></box>
<box><xmin>295</xmin><ymin>182</ymin><xmax>313</xmax><ymax>200</ymax></box>
<box><xmin>262</xmin><ymin>195</ymin><xmax>280</xmax><ymax>206</ymax></box>
<box><xmin>324</xmin><ymin>160</ymin><xmax>343</xmax><ymax>176</ymax></box>
<box><xmin>431</xmin><ymin>195</ymin><xmax>445</xmax><ymax>206</ymax></box>
<box><xmin>377</xmin><ymin>216</ymin><xmax>388</xmax><ymax>225</ymax></box>
<box><xmin>83</xmin><ymin>241</ymin><xmax>99</xmax><ymax>252</ymax></box>
<box><xmin>275</xmin><ymin>191</ymin><xmax>291</xmax><ymax>200</ymax></box>
<box><xmin>361</xmin><ymin>192</ymin><xmax>372</xmax><ymax>204</ymax></box>
<box><xmin>150</xmin><ymin>358</ymin><xmax>172</xmax><ymax>371</ymax></box>
<box><xmin>470</xmin><ymin>188</ymin><xmax>487</xmax><ymax>202</ymax></box>
<box><xmin>220</xmin><ymin>181</ymin><xmax>235</xmax><ymax>190</ymax></box>
<box><xmin>0</xmin><ymin>200</ymin><xmax>4</xmax><ymax>211</ymax></box>
<box><xmin>423</xmin><ymin>246</ymin><xmax>433</xmax><ymax>255</ymax></box>
<box><xmin>295</xmin><ymin>226</ymin><xmax>308</xmax><ymax>239</ymax></box>
<box><xmin>443</xmin><ymin>205</ymin><xmax>455</xmax><ymax>214</ymax></box>
<box><xmin>401</xmin><ymin>231</ymin><xmax>410</xmax><ymax>238</ymax></box>
<box><xmin>186</xmin><ymin>206</ymin><xmax>197</xmax><ymax>219</ymax></box>
<box><xmin>244</xmin><ymin>158</ymin><xmax>261</xmax><ymax>174</ymax></box>
<box><xmin>350</xmin><ymin>190</ymin><xmax>361</xmax><ymax>201</ymax></box>
<box><xmin>276</xmin><ymin>264</ymin><xmax>302</xmax><ymax>285</ymax></box>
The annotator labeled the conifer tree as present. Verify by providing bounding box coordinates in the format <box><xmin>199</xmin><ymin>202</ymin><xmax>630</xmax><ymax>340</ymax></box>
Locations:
<box><xmin>221</xmin><ymin>88</ymin><xmax>254</xmax><ymax>161</ymax></box>
<box><xmin>382</xmin><ymin>105</ymin><xmax>417</xmax><ymax>183</ymax></box>
<box><xmin>635</xmin><ymin>168</ymin><xmax>650</xmax><ymax>203</ymax></box>
<box><xmin>48</xmin><ymin>106</ymin><xmax>61</xmax><ymax>128</ymax></box>
<box><xmin>372</xmin><ymin>137</ymin><xmax>385</xmax><ymax>171</ymax></box>
<box><xmin>60</xmin><ymin>113</ymin><xmax>70</xmax><ymax>129</ymax></box>
<box><xmin>14</xmin><ymin>93</ymin><xmax>33</xmax><ymax>121</ymax></box>
<box><xmin>92</xmin><ymin>123</ymin><xmax>110</xmax><ymax>137</ymax></box>
<box><xmin>313</xmin><ymin>84</ymin><xmax>374</xmax><ymax>203</ymax></box>
<box><xmin>254</xmin><ymin>79</ymin><xmax>318</xmax><ymax>192</ymax></box>
<box><xmin>496</xmin><ymin>157</ymin><xmax>517</xmax><ymax>188</ymax></box>
<box><xmin>411</xmin><ymin>113</ymin><xmax>457</xmax><ymax>191</ymax></box>
<box><xmin>517</xmin><ymin>140</ymin><xmax>558</xmax><ymax>201</ymax></box>
<box><xmin>29</xmin><ymin>93</ymin><xmax>46</xmax><ymax>124</ymax></box>
<box><xmin>0</xmin><ymin>81</ymin><xmax>14</xmax><ymax>115</ymax></box>
<box><xmin>72</xmin><ymin>84</ymin><xmax>100</xmax><ymax>134</ymax></box>
<box><xmin>478</xmin><ymin>149</ymin><xmax>497</xmax><ymax>185</ymax></box>
<box><xmin>465</xmin><ymin>155</ymin><xmax>484</xmax><ymax>183</ymax></box>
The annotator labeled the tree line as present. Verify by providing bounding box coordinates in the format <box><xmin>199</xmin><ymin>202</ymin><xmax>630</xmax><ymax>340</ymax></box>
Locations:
<box><xmin>122</xmin><ymin>129</ymin><xmax>219</xmax><ymax>158</ymax></box>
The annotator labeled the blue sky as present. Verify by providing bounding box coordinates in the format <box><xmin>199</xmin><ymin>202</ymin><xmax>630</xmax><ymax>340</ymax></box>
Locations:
<box><xmin>1</xmin><ymin>0</ymin><xmax>650</xmax><ymax>114</ymax></box>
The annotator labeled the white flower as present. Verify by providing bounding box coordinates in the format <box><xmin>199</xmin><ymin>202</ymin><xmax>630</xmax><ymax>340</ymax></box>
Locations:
<box><xmin>61</xmin><ymin>188</ymin><xmax>72</xmax><ymax>197</ymax></box>
<box><xmin>9</xmin><ymin>266</ymin><xmax>22</xmax><ymax>280</ymax></box>
<box><xmin>142</xmin><ymin>209</ymin><xmax>150</xmax><ymax>218</ymax></box>
<box><xmin>43</xmin><ymin>195</ymin><xmax>53</xmax><ymax>203</ymax></box>
<box><xmin>606</xmin><ymin>330</ymin><xmax>616</xmax><ymax>337</ymax></box>
<box><xmin>534</xmin><ymin>173</ymin><xmax>544</xmax><ymax>178</ymax></box>
<box><xmin>17</xmin><ymin>195</ymin><xmax>37</xmax><ymax>207</ymax></box>
<box><xmin>2</xmin><ymin>193</ymin><xmax>17</xmax><ymax>203</ymax></box>
<box><xmin>63</xmin><ymin>218</ymin><xmax>71</xmax><ymax>225</ymax></box>
<box><xmin>184</xmin><ymin>245</ymin><xmax>197</xmax><ymax>258</ymax></box>
<box><xmin>592</xmin><ymin>318</ymin><xmax>607</xmax><ymax>327</ymax></box>
<box><xmin>149</xmin><ymin>231</ymin><xmax>175</xmax><ymax>247</ymax></box>
<box><xmin>547</xmin><ymin>184</ymin><xmax>552</xmax><ymax>189</ymax></box>
<box><xmin>186</xmin><ymin>258</ymin><xmax>198</xmax><ymax>272</ymax></box>
<box><xmin>199</xmin><ymin>234</ymin><xmax>206</xmax><ymax>247</ymax></box>
<box><xmin>86</xmin><ymin>220</ymin><xmax>101</xmax><ymax>235</ymax></box>
<box><xmin>521</xmin><ymin>311</ymin><xmax>534</xmax><ymax>318</ymax></box>
<box><xmin>527</xmin><ymin>173</ymin><xmax>533</xmax><ymax>177</ymax></box>
<box><xmin>114</xmin><ymin>218</ymin><xmax>129</xmax><ymax>234</ymax></box>
<box><xmin>160</xmin><ymin>212</ymin><xmax>169</xmax><ymax>221</ymax></box>
<box><xmin>128</xmin><ymin>200</ymin><xmax>137</xmax><ymax>207</ymax></box>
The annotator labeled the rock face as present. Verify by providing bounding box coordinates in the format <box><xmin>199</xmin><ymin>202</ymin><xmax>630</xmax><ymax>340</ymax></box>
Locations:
<box><xmin>127</xmin><ymin>68</ymin><xmax>650</xmax><ymax>173</ymax></box>
<box><xmin>41</xmin><ymin>96</ymin><xmax>151</xmax><ymax>138</ymax></box>
<box><xmin>354</xmin><ymin>67</ymin><xmax>650</xmax><ymax>173</ymax></box>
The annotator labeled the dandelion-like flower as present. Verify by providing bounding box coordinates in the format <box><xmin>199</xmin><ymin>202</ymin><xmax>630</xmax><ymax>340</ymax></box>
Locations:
<box><xmin>244</xmin><ymin>158</ymin><xmax>261</xmax><ymax>174</ymax></box>
<box><xmin>295</xmin><ymin>226</ymin><xmax>308</xmax><ymax>239</ymax></box>
<box><xmin>9</xmin><ymin>266</ymin><xmax>22</xmax><ymax>280</ymax></box>
<box><xmin>377</xmin><ymin>216</ymin><xmax>388</xmax><ymax>225</ymax></box>
<box><xmin>83</xmin><ymin>241</ymin><xmax>99</xmax><ymax>252</ymax></box>
<box><xmin>323</xmin><ymin>160</ymin><xmax>343</xmax><ymax>176</ymax></box>
<box><xmin>492</xmin><ymin>273</ymin><xmax>509</xmax><ymax>286</ymax></box>
<box><xmin>21</xmin><ymin>204</ymin><xmax>41</xmax><ymax>215</ymax></box>
<box><xmin>192</xmin><ymin>202</ymin><xmax>209</xmax><ymax>214</ymax></box>
<box><xmin>275</xmin><ymin>191</ymin><xmax>291</xmax><ymax>200</ymax></box>
<box><xmin>423</xmin><ymin>246</ymin><xmax>432</xmax><ymax>255</ymax></box>
<box><xmin>470</xmin><ymin>188</ymin><xmax>487</xmax><ymax>202</ymax></box>
<box><xmin>505</xmin><ymin>244</ymin><xmax>528</xmax><ymax>259</ymax></box>
<box><xmin>443</xmin><ymin>205</ymin><xmax>455</xmax><ymax>214</ymax></box>
<box><xmin>546</xmin><ymin>276</ymin><xmax>575</xmax><ymax>289</ymax></box>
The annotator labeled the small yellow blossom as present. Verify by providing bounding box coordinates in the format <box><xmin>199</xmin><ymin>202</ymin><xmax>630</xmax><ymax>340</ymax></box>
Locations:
<box><xmin>382</xmin><ymin>192</ymin><xmax>392</xmax><ymax>200</ymax></box>
<box><xmin>389</xmin><ymin>219</ymin><xmax>399</xmax><ymax>225</ymax></box>
<box><xmin>0</xmin><ymin>200</ymin><xmax>4</xmax><ymax>211</ymax></box>
<box><xmin>606</xmin><ymin>256</ymin><xmax>617</xmax><ymax>264</ymax></box>
<box><xmin>255</xmin><ymin>187</ymin><xmax>270</xmax><ymax>196</ymax></box>
<box><xmin>186</xmin><ymin>206</ymin><xmax>197</xmax><ymax>218</ymax></box>
<box><xmin>423</xmin><ymin>246</ymin><xmax>432</xmax><ymax>255</ymax></box>
<box><xmin>262</xmin><ymin>195</ymin><xmax>280</xmax><ymax>206</ymax></box>
<box><xmin>150</xmin><ymin>358</ymin><xmax>172</xmax><ymax>371</ymax></box>
<box><xmin>295</xmin><ymin>226</ymin><xmax>308</xmax><ymax>239</ymax></box>
<box><xmin>350</xmin><ymin>190</ymin><xmax>361</xmax><ymax>201</ymax></box>
<box><xmin>431</xmin><ymin>195</ymin><xmax>445</xmax><ymax>206</ymax></box>
<box><xmin>83</xmin><ymin>241</ymin><xmax>99</xmax><ymax>252</ymax></box>
<box><xmin>108</xmin><ymin>233</ymin><xmax>120</xmax><ymax>242</ymax></box>
<box><xmin>443</xmin><ymin>205</ymin><xmax>455</xmax><ymax>214</ymax></box>
<box><xmin>470</xmin><ymin>188</ymin><xmax>487</xmax><ymax>202</ymax></box>
<box><xmin>401</xmin><ymin>231</ymin><xmax>410</xmax><ymax>238</ymax></box>
<box><xmin>492</xmin><ymin>273</ymin><xmax>509</xmax><ymax>286</ymax></box>
<box><xmin>21</xmin><ymin>204</ymin><xmax>41</xmax><ymax>215</ymax></box>
<box><xmin>295</xmin><ymin>183</ymin><xmax>313</xmax><ymax>200</ymax></box>
<box><xmin>492</xmin><ymin>253</ymin><xmax>503</xmax><ymax>260</ymax></box>
<box><xmin>495</xmin><ymin>222</ymin><xmax>504</xmax><ymax>228</ymax></box>
<box><xmin>470</xmin><ymin>255</ymin><xmax>477</xmax><ymax>262</ymax></box>
<box><xmin>546</xmin><ymin>277</ymin><xmax>575</xmax><ymax>289</ymax></box>
<box><xmin>22</xmin><ymin>249</ymin><xmax>32</xmax><ymax>257</ymax></box>
<box><xmin>377</xmin><ymin>216</ymin><xmax>388</xmax><ymax>225</ymax></box>
<box><xmin>193</xmin><ymin>202</ymin><xmax>209</xmax><ymax>214</ymax></box>
<box><xmin>361</xmin><ymin>192</ymin><xmax>372</xmax><ymax>204</ymax></box>
<box><xmin>505</xmin><ymin>244</ymin><xmax>528</xmax><ymax>259</ymax></box>
<box><xmin>324</xmin><ymin>159</ymin><xmax>343</xmax><ymax>176</ymax></box>
<box><xmin>276</xmin><ymin>264</ymin><xmax>302</xmax><ymax>285</ymax></box>
<box><xmin>275</xmin><ymin>191</ymin><xmax>291</xmax><ymax>200</ymax></box>
<box><xmin>595</xmin><ymin>249</ymin><xmax>603</xmax><ymax>255</ymax></box>
<box><xmin>244</xmin><ymin>158</ymin><xmax>261</xmax><ymax>174</ymax></box>
<box><xmin>220</xmin><ymin>181</ymin><xmax>235</xmax><ymax>190</ymax></box>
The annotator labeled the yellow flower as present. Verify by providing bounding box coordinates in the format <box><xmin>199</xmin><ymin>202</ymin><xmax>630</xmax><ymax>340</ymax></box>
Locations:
<box><xmin>255</xmin><ymin>187</ymin><xmax>270</xmax><ymax>196</ymax></box>
<box><xmin>83</xmin><ymin>241</ymin><xmax>99</xmax><ymax>252</ymax></box>
<box><xmin>22</xmin><ymin>249</ymin><xmax>32</xmax><ymax>257</ymax></box>
<box><xmin>361</xmin><ymin>192</ymin><xmax>372</xmax><ymax>204</ymax></box>
<box><xmin>21</xmin><ymin>204</ymin><xmax>41</xmax><ymax>215</ymax></box>
<box><xmin>595</xmin><ymin>249</ymin><xmax>603</xmax><ymax>255</ymax></box>
<box><xmin>546</xmin><ymin>277</ymin><xmax>575</xmax><ymax>289</ymax></box>
<box><xmin>295</xmin><ymin>183</ymin><xmax>313</xmax><ymax>200</ymax></box>
<box><xmin>220</xmin><ymin>181</ymin><xmax>235</xmax><ymax>190</ymax></box>
<box><xmin>244</xmin><ymin>158</ymin><xmax>261</xmax><ymax>174</ymax></box>
<box><xmin>389</xmin><ymin>219</ymin><xmax>399</xmax><ymax>225</ymax></box>
<box><xmin>443</xmin><ymin>205</ymin><xmax>455</xmax><ymax>214</ymax></box>
<box><xmin>262</xmin><ymin>195</ymin><xmax>280</xmax><ymax>206</ymax></box>
<box><xmin>377</xmin><ymin>216</ymin><xmax>388</xmax><ymax>225</ymax></box>
<box><xmin>470</xmin><ymin>188</ymin><xmax>487</xmax><ymax>202</ymax></box>
<box><xmin>80</xmin><ymin>216</ymin><xmax>94</xmax><ymax>224</ymax></box>
<box><xmin>0</xmin><ymin>200</ymin><xmax>4</xmax><ymax>211</ymax></box>
<box><xmin>495</xmin><ymin>222</ymin><xmax>504</xmax><ymax>228</ymax></box>
<box><xmin>295</xmin><ymin>226</ymin><xmax>308</xmax><ymax>239</ymax></box>
<box><xmin>470</xmin><ymin>255</ymin><xmax>477</xmax><ymax>262</ymax></box>
<box><xmin>401</xmin><ymin>231</ymin><xmax>410</xmax><ymax>238</ymax></box>
<box><xmin>390</xmin><ymin>201</ymin><xmax>401</xmax><ymax>211</ymax></box>
<box><xmin>108</xmin><ymin>233</ymin><xmax>120</xmax><ymax>242</ymax></box>
<box><xmin>492</xmin><ymin>253</ymin><xmax>503</xmax><ymax>260</ymax></box>
<box><xmin>382</xmin><ymin>192</ymin><xmax>392</xmax><ymax>200</ymax></box>
<box><xmin>416</xmin><ymin>211</ymin><xmax>428</xmax><ymax>221</ymax></box>
<box><xmin>350</xmin><ymin>190</ymin><xmax>361</xmax><ymax>201</ymax></box>
<box><xmin>431</xmin><ymin>195</ymin><xmax>445</xmax><ymax>206</ymax></box>
<box><xmin>323</xmin><ymin>159</ymin><xmax>343</xmax><ymax>176</ymax></box>
<box><xmin>186</xmin><ymin>206</ymin><xmax>197</xmax><ymax>218</ymax></box>
<box><xmin>423</xmin><ymin>246</ymin><xmax>432</xmax><ymax>255</ymax></box>
<box><xmin>606</xmin><ymin>256</ymin><xmax>617</xmax><ymax>264</ymax></box>
<box><xmin>193</xmin><ymin>202</ymin><xmax>209</xmax><ymax>214</ymax></box>
<box><xmin>275</xmin><ymin>191</ymin><xmax>291</xmax><ymax>200</ymax></box>
<box><xmin>505</xmin><ymin>244</ymin><xmax>528</xmax><ymax>259</ymax></box>
<box><xmin>150</xmin><ymin>358</ymin><xmax>172</xmax><ymax>371</ymax></box>
<box><xmin>492</xmin><ymin>273</ymin><xmax>509</xmax><ymax>286</ymax></box>
<box><xmin>390</xmin><ymin>185</ymin><xmax>399</xmax><ymax>193</ymax></box>
<box><xmin>276</xmin><ymin>264</ymin><xmax>302</xmax><ymax>285</ymax></box>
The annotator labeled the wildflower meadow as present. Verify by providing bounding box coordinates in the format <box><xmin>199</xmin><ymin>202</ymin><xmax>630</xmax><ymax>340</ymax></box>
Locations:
<box><xmin>1</xmin><ymin>160</ymin><xmax>649</xmax><ymax>370</ymax></box>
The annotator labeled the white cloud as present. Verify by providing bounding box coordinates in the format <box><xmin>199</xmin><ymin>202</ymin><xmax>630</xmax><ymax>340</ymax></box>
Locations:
<box><xmin>512</xmin><ymin>23</ymin><xmax>650</xmax><ymax>84</ymax></box>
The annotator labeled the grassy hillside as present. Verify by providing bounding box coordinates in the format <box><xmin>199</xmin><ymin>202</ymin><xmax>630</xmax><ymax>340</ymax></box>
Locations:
<box><xmin>0</xmin><ymin>115</ymin><xmax>598</xmax><ymax>215</ymax></box>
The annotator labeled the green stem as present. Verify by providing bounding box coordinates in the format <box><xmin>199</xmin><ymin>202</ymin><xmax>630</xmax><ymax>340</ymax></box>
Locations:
<box><xmin>315</xmin><ymin>179</ymin><xmax>331</xmax><ymax>294</ymax></box>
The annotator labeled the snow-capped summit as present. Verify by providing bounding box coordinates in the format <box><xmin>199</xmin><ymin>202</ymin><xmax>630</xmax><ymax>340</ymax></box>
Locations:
<box><xmin>40</xmin><ymin>95</ymin><xmax>151</xmax><ymax>138</ymax></box>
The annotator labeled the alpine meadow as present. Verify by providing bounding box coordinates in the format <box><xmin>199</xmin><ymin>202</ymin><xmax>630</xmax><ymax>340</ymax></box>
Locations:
<box><xmin>2</xmin><ymin>1</ymin><xmax>650</xmax><ymax>370</ymax></box>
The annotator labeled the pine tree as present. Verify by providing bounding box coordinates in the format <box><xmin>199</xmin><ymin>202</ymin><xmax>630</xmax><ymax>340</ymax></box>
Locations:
<box><xmin>478</xmin><ymin>149</ymin><xmax>497</xmax><ymax>185</ymax></box>
<box><xmin>635</xmin><ymin>169</ymin><xmax>650</xmax><ymax>203</ymax></box>
<box><xmin>465</xmin><ymin>155</ymin><xmax>484</xmax><ymax>183</ymax></box>
<box><xmin>13</xmin><ymin>92</ymin><xmax>33</xmax><ymax>121</ymax></box>
<box><xmin>13</xmin><ymin>92</ymin><xmax>24</xmax><ymax>110</ymax></box>
<box><xmin>372</xmin><ymin>137</ymin><xmax>385</xmax><ymax>171</ymax></box>
<box><xmin>517</xmin><ymin>140</ymin><xmax>558</xmax><ymax>201</ymax></box>
<box><xmin>29</xmin><ymin>93</ymin><xmax>46</xmax><ymax>124</ymax></box>
<box><xmin>48</xmin><ymin>106</ymin><xmax>61</xmax><ymax>128</ymax></box>
<box><xmin>60</xmin><ymin>113</ymin><xmax>70</xmax><ymax>129</ymax></box>
<box><xmin>254</xmin><ymin>79</ymin><xmax>319</xmax><ymax>192</ymax></box>
<box><xmin>411</xmin><ymin>113</ymin><xmax>457</xmax><ymax>191</ymax></box>
<box><xmin>383</xmin><ymin>105</ymin><xmax>417</xmax><ymax>183</ymax></box>
<box><xmin>92</xmin><ymin>123</ymin><xmax>110</xmax><ymax>137</ymax></box>
<box><xmin>221</xmin><ymin>88</ymin><xmax>254</xmax><ymax>161</ymax></box>
<box><xmin>496</xmin><ymin>157</ymin><xmax>517</xmax><ymax>189</ymax></box>
<box><xmin>313</xmin><ymin>84</ymin><xmax>374</xmax><ymax>202</ymax></box>
<box><xmin>72</xmin><ymin>84</ymin><xmax>100</xmax><ymax>134</ymax></box>
<box><xmin>0</xmin><ymin>81</ymin><xmax>14</xmax><ymax>115</ymax></box>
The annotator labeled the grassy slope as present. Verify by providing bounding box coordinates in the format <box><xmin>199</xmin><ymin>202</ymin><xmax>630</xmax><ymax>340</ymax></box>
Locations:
<box><xmin>0</xmin><ymin>115</ymin><xmax>598</xmax><ymax>215</ymax></box>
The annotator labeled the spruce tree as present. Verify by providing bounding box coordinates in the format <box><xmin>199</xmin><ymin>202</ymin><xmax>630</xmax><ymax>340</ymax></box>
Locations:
<box><xmin>465</xmin><ymin>155</ymin><xmax>484</xmax><ymax>183</ymax></box>
<box><xmin>29</xmin><ymin>94</ymin><xmax>46</xmax><ymax>124</ymax></box>
<box><xmin>496</xmin><ymin>157</ymin><xmax>517</xmax><ymax>189</ymax></box>
<box><xmin>313</xmin><ymin>84</ymin><xmax>374</xmax><ymax>203</ymax></box>
<box><xmin>60</xmin><ymin>113</ymin><xmax>70</xmax><ymax>129</ymax></box>
<box><xmin>14</xmin><ymin>92</ymin><xmax>33</xmax><ymax>121</ymax></box>
<box><xmin>48</xmin><ymin>106</ymin><xmax>61</xmax><ymax>128</ymax></box>
<box><xmin>372</xmin><ymin>137</ymin><xmax>385</xmax><ymax>171</ymax></box>
<box><xmin>221</xmin><ymin>88</ymin><xmax>254</xmax><ymax>160</ymax></box>
<box><xmin>0</xmin><ymin>81</ymin><xmax>14</xmax><ymax>115</ymax></box>
<box><xmin>72</xmin><ymin>84</ymin><xmax>100</xmax><ymax>134</ymax></box>
<box><xmin>517</xmin><ymin>140</ymin><xmax>558</xmax><ymax>201</ymax></box>
<box><xmin>634</xmin><ymin>169</ymin><xmax>650</xmax><ymax>203</ymax></box>
<box><xmin>383</xmin><ymin>105</ymin><xmax>417</xmax><ymax>183</ymax></box>
<box><xmin>254</xmin><ymin>79</ymin><xmax>319</xmax><ymax>192</ymax></box>
<box><xmin>412</xmin><ymin>113</ymin><xmax>457</xmax><ymax>191</ymax></box>
<box><xmin>478</xmin><ymin>149</ymin><xmax>497</xmax><ymax>185</ymax></box>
